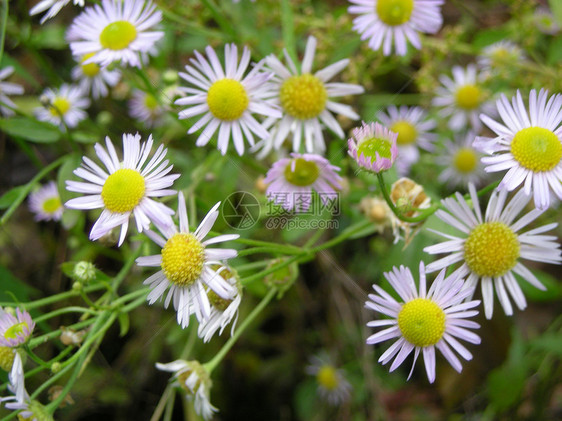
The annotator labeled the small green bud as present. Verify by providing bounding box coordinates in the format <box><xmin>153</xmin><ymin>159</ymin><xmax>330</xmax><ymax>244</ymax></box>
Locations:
<box><xmin>72</xmin><ymin>261</ymin><xmax>96</xmax><ymax>284</ymax></box>
<box><xmin>264</xmin><ymin>258</ymin><xmax>299</xmax><ymax>298</ymax></box>
<box><xmin>96</xmin><ymin>111</ymin><xmax>113</xmax><ymax>126</ymax></box>
<box><xmin>72</xmin><ymin>282</ymin><xmax>82</xmax><ymax>291</ymax></box>
<box><xmin>51</xmin><ymin>362</ymin><xmax>62</xmax><ymax>374</ymax></box>
<box><xmin>162</xmin><ymin>69</ymin><xmax>179</xmax><ymax>84</ymax></box>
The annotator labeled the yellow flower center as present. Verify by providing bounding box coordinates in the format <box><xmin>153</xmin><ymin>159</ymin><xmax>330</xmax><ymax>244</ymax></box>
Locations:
<box><xmin>80</xmin><ymin>53</ymin><xmax>100</xmax><ymax>77</ymax></box>
<box><xmin>284</xmin><ymin>158</ymin><xmax>320</xmax><ymax>186</ymax></box>
<box><xmin>99</xmin><ymin>21</ymin><xmax>138</xmax><ymax>50</ymax></box>
<box><xmin>376</xmin><ymin>0</ymin><xmax>414</xmax><ymax>26</ymax></box>
<box><xmin>391</xmin><ymin>120</ymin><xmax>417</xmax><ymax>145</ymax></box>
<box><xmin>144</xmin><ymin>93</ymin><xmax>159</xmax><ymax>111</ymax></box>
<box><xmin>0</xmin><ymin>346</ymin><xmax>15</xmax><ymax>372</ymax></box>
<box><xmin>316</xmin><ymin>365</ymin><xmax>339</xmax><ymax>391</ymax></box>
<box><xmin>510</xmin><ymin>127</ymin><xmax>562</xmax><ymax>172</ymax></box>
<box><xmin>101</xmin><ymin>168</ymin><xmax>146</xmax><ymax>213</ymax></box>
<box><xmin>161</xmin><ymin>233</ymin><xmax>205</xmax><ymax>287</ymax></box>
<box><xmin>464</xmin><ymin>222</ymin><xmax>520</xmax><ymax>277</ymax></box>
<box><xmin>49</xmin><ymin>97</ymin><xmax>71</xmax><ymax>117</ymax></box>
<box><xmin>42</xmin><ymin>197</ymin><xmax>61</xmax><ymax>214</ymax></box>
<box><xmin>357</xmin><ymin>137</ymin><xmax>393</xmax><ymax>161</ymax></box>
<box><xmin>453</xmin><ymin>147</ymin><xmax>478</xmax><ymax>173</ymax></box>
<box><xmin>206</xmin><ymin>79</ymin><xmax>249</xmax><ymax>121</ymax></box>
<box><xmin>455</xmin><ymin>84</ymin><xmax>482</xmax><ymax>110</ymax></box>
<box><xmin>279</xmin><ymin>74</ymin><xmax>327</xmax><ymax>120</ymax></box>
<box><xmin>398</xmin><ymin>298</ymin><xmax>446</xmax><ymax>347</ymax></box>
<box><xmin>4</xmin><ymin>322</ymin><xmax>29</xmax><ymax>340</ymax></box>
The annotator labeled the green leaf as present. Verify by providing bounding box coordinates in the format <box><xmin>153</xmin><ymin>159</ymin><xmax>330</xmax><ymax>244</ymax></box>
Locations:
<box><xmin>547</xmin><ymin>37</ymin><xmax>562</xmax><ymax>66</ymax></box>
<box><xmin>529</xmin><ymin>334</ymin><xmax>562</xmax><ymax>357</ymax></box>
<box><xmin>518</xmin><ymin>270</ymin><xmax>562</xmax><ymax>302</ymax></box>
<box><xmin>0</xmin><ymin>117</ymin><xmax>61</xmax><ymax>143</ymax></box>
<box><xmin>472</xmin><ymin>28</ymin><xmax>511</xmax><ymax>50</ymax></box>
<box><xmin>29</xmin><ymin>25</ymin><xmax>67</xmax><ymax>50</ymax></box>
<box><xmin>0</xmin><ymin>265</ymin><xmax>37</xmax><ymax>303</ymax></box>
<box><xmin>0</xmin><ymin>186</ymin><xmax>26</xmax><ymax>210</ymax></box>
<box><xmin>118</xmin><ymin>312</ymin><xmax>130</xmax><ymax>337</ymax></box>
<box><xmin>57</xmin><ymin>153</ymin><xmax>82</xmax><ymax>204</ymax></box>
<box><xmin>549</xmin><ymin>0</ymin><xmax>562</xmax><ymax>26</ymax></box>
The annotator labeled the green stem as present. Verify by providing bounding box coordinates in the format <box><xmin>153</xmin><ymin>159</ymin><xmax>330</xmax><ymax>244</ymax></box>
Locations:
<box><xmin>28</xmin><ymin>318</ymin><xmax>96</xmax><ymax>349</ymax></box>
<box><xmin>240</xmin><ymin>255</ymin><xmax>303</xmax><ymax>285</ymax></box>
<box><xmin>199</xmin><ymin>0</ymin><xmax>236</xmax><ymax>40</ymax></box>
<box><xmin>32</xmin><ymin>306</ymin><xmax>98</xmax><ymax>324</ymax></box>
<box><xmin>309</xmin><ymin>219</ymin><xmax>372</xmax><ymax>253</ymax></box>
<box><xmin>204</xmin><ymin>287</ymin><xmax>277</xmax><ymax>373</ymax></box>
<box><xmin>0</xmin><ymin>0</ymin><xmax>7</xmax><ymax>65</ymax></box>
<box><xmin>280</xmin><ymin>0</ymin><xmax>298</xmax><ymax>68</ymax></box>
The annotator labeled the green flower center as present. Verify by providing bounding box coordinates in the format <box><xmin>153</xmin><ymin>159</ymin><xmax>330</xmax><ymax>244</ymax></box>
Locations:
<box><xmin>464</xmin><ymin>222</ymin><xmax>520</xmax><ymax>277</ymax></box>
<box><xmin>101</xmin><ymin>168</ymin><xmax>146</xmax><ymax>213</ymax></box>
<box><xmin>42</xmin><ymin>197</ymin><xmax>61</xmax><ymax>213</ymax></box>
<box><xmin>49</xmin><ymin>97</ymin><xmax>70</xmax><ymax>117</ymax></box>
<box><xmin>316</xmin><ymin>365</ymin><xmax>339</xmax><ymax>391</ymax></box>
<box><xmin>510</xmin><ymin>127</ymin><xmax>562</xmax><ymax>172</ymax></box>
<box><xmin>99</xmin><ymin>21</ymin><xmax>138</xmax><ymax>51</ymax></box>
<box><xmin>453</xmin><ymin>147</ymin><xmax>478</xmax><ymax>173</ymax></box>
<box><xmin>391</xmin><ymin>120</ymin><xmax>417</xmax><ymax>145</ymax></box>
<box><xmin>284</xmin><ymin>158</ymin><xmax>320</xmax><ymax>186</ymax></box>
<box><xmin>279</xmin><ymin>74</ymin><xmax>327</xmax><ymax>120</ymax></box>
<box><xmin>356</xmin><ymin>137</ymin><xmax>392</xmax><ymax>161</ymax></box>
<box><xmin>80</xmin><ymin>53</ymin><xmax>100</xmax><ymax>77</ymax></box>
<box><xmin>398</xmin><ymin>298</ymin><xmax>446</xmax><ymax>347</ymax></box>
<box><xmin>206</xmin><ymin>79</ymin><xmax>249</xmax><ymax>121</ymax></box>
<box><xmin>4</xmin><ymin>322</ymin><xmax>29</xmax><ymax>340</ymax></box>
<box><xmin>376</xmin><ymin>0</ymin><xmax>414</xmax><ymax>26</ymax></box>
<box><xmin>455</xmin><ymin>84</ymin><xmax>482</xmax><ymax>110</ymax></box>
<box><xmin>144</xmin><ymin>93</ymin><xmax>159</xmax><ymax>111</ymax></box>
<box><xmin>161</xmin><ymin>233</ymin><xmax>205</xmax><ymax>286</ymax></box>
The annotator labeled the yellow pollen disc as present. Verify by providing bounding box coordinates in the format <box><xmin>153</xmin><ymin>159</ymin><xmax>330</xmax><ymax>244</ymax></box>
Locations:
<box><xmin>279</xmin><ymin>74</ymin><xmax>327</xmax><ymax>120</ymax></box>
<box><xmin>316</xmin><ymin>365</ymin><xmax>339</xmax><ymax>391</ymax></box>
<box><xmin>4</xmin><ymin>322</ymin><xmax>29</xmax><ymax>340</ymax></box>
<box><xmin>49</xmin><ymin>97</ymin><xmax>71</xmax><ymax>117</ymax></box>
<box><xmin>455</xmin><ymin>84</ymin><xmax>482</xmax><ymax>110</ymax></box>
<box><xmin>376</xmin><ymin>0</ymin><xmax>414</xmax><ymax>26</ymax></box>
<box><xmin>398</xmin><ymin>298</ymin><xmax>446</xmax><ymax>347</ymax></box>
<box><xmin>357</xmin><ymin>137</ymin><xmax>392</xmax><ymax>160</ymax></box>
<box><xmin>80</xmin><ymin>53</ymin><xmax>100</xmax><ymax>77</ymax></box>
<box><xmin>42</xmin><ymin>197</ymin><xmax>61</xmax><ymax>214</ymax></box>
<box><xmin>0</xmin><ymin>346</ymin><xmax>15</xmax><ymax>372</ymax></box>
<box><xmin>144</xmin><ymin>93</ymin><xmax>159</xmax><ymax>111</ymax></box>
<box><xmin>510</xmin><ymin>127</ymin><xmax>562</xmax><ymax>172</ymax></box>
<box><xmin>464</xmin><ymin>222</ymin><xmax>520</xmax><ymax>277</ymax></box>
<box><xmin>453</xmin><ymin>147</ymin><xmax>478</xmax><ymax>173</ymax></box>
<box><xmin>101</xmin><ymin>169</ymin><xmax>146</xmax><ymax>213</ymax></box>
<box><xmin>161</xmin><ymin>233</ymin><xmax>205</xmax><ymax>287</ymax></box>
<box><xmin>206</xmin><ymin>79</ymin><xmax>249</xmax><ymax>121</ymax></box>
<box><xmin>284</xmin><ymin>158</ymin><xmax>320</xmax><ymax>186</ymax></box>
<box><xmin>391</xmin><ymin>120</ymin><xmax>417</xmax><ymax>145</ymax></box>
<box><xmin>99</xmin><ymin>20</ymin><xmax>138</xmax><ymax>50</ymax></box>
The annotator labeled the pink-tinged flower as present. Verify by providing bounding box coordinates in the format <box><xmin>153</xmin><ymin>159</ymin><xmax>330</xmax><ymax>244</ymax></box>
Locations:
<box><xmin>348</xmin><ymin>122</ymin><xmax>398</xmax><ymax>173</ymax></box>
<box><xmin>0</xmin><ymin>308</ymin><xmax>35</xmax><ymax>348</ymax></box>
<box><xmin>28</xmin><ymin>181</ymin><xmax>63</xmax><ymax>222</ymax></box>
<box><xmin>264</xmin><ymin>153</ymin><xmax>342</xmax><ymax>213</ymax></box>
<box><xmin>365</xmin><ymin>262</ymin><xmax>481</xmax><ymax>383</ymax></box>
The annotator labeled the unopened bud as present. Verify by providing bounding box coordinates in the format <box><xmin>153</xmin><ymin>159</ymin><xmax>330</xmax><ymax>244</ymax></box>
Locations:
<box><xmin>48</xmin><ymin>385</ymin><xmax>75</xmax><ymax>408</ymax></box>
<box><xmin>264</xmin><ymin>258</ymin><xmax>299</xmax><ymax>298</ymax></box>
<box><xmin>72</xmin><ymin>261</ymin><xmax>96</xmax><ymax>284</ymax></box>
<box><xmin>60</xmin><ymin>327</ymin><xmax>86</xmax><ymax>346</ymax></box>
<box><xmin>51</xmin><ymin>362</ymin><xmax>62</xmax><ymax>374</ymax></box>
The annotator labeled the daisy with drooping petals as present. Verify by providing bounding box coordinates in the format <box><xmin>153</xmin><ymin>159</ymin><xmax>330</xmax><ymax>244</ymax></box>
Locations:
<box><xmin>264</xmin><ymin>153</ymin><xmax>342</xmax><ymax>213</ymax></box>
<box><xmin>432</xmin><ymin>64</ymin><xmax>488</xmax><ymax>132</ymax></box>
<box><xmin>67</xmin><ymin>0</ymin><xmax>163</xmax><ymax>68</ymax></box>
<box><xmin>0</xmin><ymin>67</ymin><xmax>24</xmax><ymax>117</ymax></box>
<box><xmin>348</xmin><ymin>122</ymin><xmax>398</xmax><ymax>173</ymax></box>
<box><xmin>424</xmin><ymin>183</ymin><xmax>562</xmax><ymax>319</ymax></box>
<box><xmin>348</xmin><ymin>0</ymin><xmax>444</xmax><ymax>56</ymax></box>
<box><xmin>376</xmin><ymin>105</ymin><xmax>436</xmax><ymax>175</ymax></box>
<box><xmin>437</xmin><ymin>131</ymin><xmax>486</xmax><ymax>188</ymax></box>
<box><xmin>306</xmin><ymin>354</ymin><xmax>352</xmax><ymax>406</ymax></box>
<box><xmin>477</xmin><ymin>41</ymin><xmax>525</xmax><ymax>73</ymax></box>
<box><xmin>30</xmin><ymin>0</ymin><xmax>84</xmax><ymax>24</ymax></box>
<box><xmin>129</xmin><ymin>89</ymin><xmax>166</xmax><ymax>128</ymax></box>
<box><xmin>365</xmin><ymin>262</ymin><xmax>481</xmax><ymax>383</ymax></box>
<box><xmin>136</xmin><ymin>192</ymin><xmax>239</xmax><ymax>328</ymax></box>
<box><xmin>0</xmin><ymin>349</ymin><xmax>26</xmax><ymax>412</ymax></box>
<box><xmin>28</xmin><ymin>181</ymin><xmax>63</xmax><ymax>222</ymax></box>
<box><xmin>35</xmin><ymin>84</ymin><xmax>90</xmax><ymax>130</ymax></box>
<box><xmin>255</xmin><ymin>36</ymin><xmax>364</xmax><ymax>156</ymax></box>
<box><xmin>175</xmin><ymin>44</ymin><xmax>281</xmax><ymax>156</ymax></box>
<box><xmin>156</xmin><ymin>360</ymin><xmax>217</xmax><ymax>420</ymax></box>
<box><xmin>475</xmin><ymin>89</ymin><xmax>562</xmax><ymax>210</ymax></box>
<box><xmin>65</xmin><ymin>133</ymin><xmax>179</xmax><ymax>246</ymax></box>
<box><xmin>71</xmin><ymin>53</ymin><xmax>121</xmax><ymax>99</ymax></box>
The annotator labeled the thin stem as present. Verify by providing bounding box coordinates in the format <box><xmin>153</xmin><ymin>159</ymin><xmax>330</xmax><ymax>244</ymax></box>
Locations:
<box><xmin>0</xmin><ymin>0</ymin><xmax>7</xmax><ymax>64</ymax></box>
<box><xmin>240</xmin><ymin>255</ymin><xmax>303</xmax><ymax>285</ymax></box>
<box><xmin>199</xmin><ymin>0</ymin><xmax>236</xmax><ymax>40</ymax></box>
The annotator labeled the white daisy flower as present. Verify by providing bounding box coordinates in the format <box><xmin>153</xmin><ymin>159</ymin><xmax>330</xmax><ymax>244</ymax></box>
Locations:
<box><xmin>129</xmin><ymin>89</ymin><xmax>166</xmax><ymax>128</ymax></box>
<box><xmin>175</xmin><ymin>43</ymin><xmax>280</xmax><ymax>156</ymax></box>
<box><xmin>30</xmin><ymin>0</ymin><xmax>84</xmax><ymax>24</ymax></box>
<box><xmin>437</xmin><ymin>131</ymin><xmax>486</xmax><ymax>188</ymax></box>
<box><xmin>156</xmin><ymin>360</ymin><xmax>217</xmax><ymax>420</ymax></box>
<box><xmin>424</xmin><ymin>183</ymin><xmax>562</xmax><ymax>319</ymax></box>
<box><xmin>0</xmin><ymin>66</ymin><xmax>24</xmax><ymax>117</ymax></box>
<box><xmin>71</xmin><ymin>53</ymin><xmax>121</xmax><ymax>99</ymax></box>
<box><xmin>28</xmin><ymin>181</ymin><xmax>64</xmax><ymax>222</ymax></box>
<box><xmin>432</xmin><ymin>64</ymin><xmax>488</xmax><ymax>132</ymax></box>
<box><xmin>348</xmin><ymin>122</ymin><xmax>398</xmax><ymax>173</ymax></box>
<box><xmin>136</xmin><ymin>192</ymin><xmax>239</xmax><ymax>328</ymax></box>
<box><xmin>376</xmin><ymin>105</ymin><xmax>437</xmax><ymax>175</ymax></box>
<box><xmin>365</xmin><ymin>262</ymin><xmax>481</xmax><ymax>383</ymax></box>
<box><xmin>534</xmin><ymin>7</ymin><xmax>560</xmax><ymax>35</ymax></box>
<box><xmin>348</xmin><ymin>0</ymin><xmax>444</xmax><ymax>56</ymax></box>
<box><xmin>35</xmin><ymin>84</ymin><xmax>90</xmax><ymax>130</ymax></box>
<box><xmin>475</xmin><ymin>89</ymin><xmax>562</xmax><ymax>210</ymax></box>
<box><xmin>477</xmin><ymin>40</ymin><xmax>525</xmax><ymax>73</ymax></box>
<box><xmin>65</xmin><ymin>133</ymin><xmax>179</xmax><ymax>246</ymax></box>
<box><xmin>305</xmin><ymin>354</ymin><xmax>352</xmax><ymax>406</ymax></box>
<box><xmin>0</xmin><ymin>351</ymin><xmax>26</xmax><ymax>411</ymax></box>
<box><xmin>264</xmin><ymin>153</ymin><xmax>342</xmax><ymax>213</ymax></box>
<box><xmin>67</xmin><ymin>0</ymin><xmax>164</xmax><ymax>68</ymax></box>
<box><xmin>255</xmin><ymin>36</ymin><xmax>364</xmax><ymax>156</ymax></box>
<box><xmin>197</xmin><ymin>266</ymin><xmax>242</xmax><ymax>343</ymax></box>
